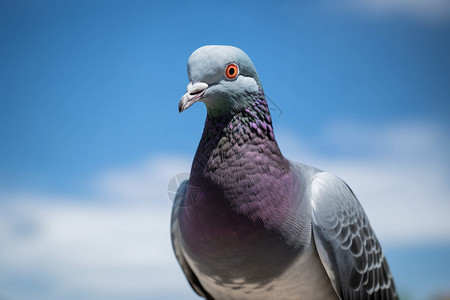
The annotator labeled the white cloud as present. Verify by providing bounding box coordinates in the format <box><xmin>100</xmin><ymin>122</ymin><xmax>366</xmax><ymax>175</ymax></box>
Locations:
<box><xmin>93</xmin><ymin>155</ymin><xmax>191</xmax><ymax>203</ymax></box>
<box><xmin>0</xmin><ymin>122</ymin><xmax>449</xmax><ymax>299</ymax></box>
<box><xmin>277</xmin><ymin>120</ymin><xmax>450</xmax><ymax>246</ymax></box>
<box><xmin>0</xmin><ymin>155</ymin><xmax>197</xmax><ymax>300</ymax></box>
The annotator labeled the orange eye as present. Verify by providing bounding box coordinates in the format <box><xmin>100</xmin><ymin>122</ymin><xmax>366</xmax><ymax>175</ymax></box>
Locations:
<box><xmin>225</xmin><ymin>63</ymin><xmax>239</xmax><ymax>79</ymax></box>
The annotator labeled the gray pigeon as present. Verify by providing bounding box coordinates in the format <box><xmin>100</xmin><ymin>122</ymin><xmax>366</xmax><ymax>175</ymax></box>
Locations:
<box><xmin>171</xmin><ymin>45</ymin><xmax>398</xmax><ymax>300</ymax></box>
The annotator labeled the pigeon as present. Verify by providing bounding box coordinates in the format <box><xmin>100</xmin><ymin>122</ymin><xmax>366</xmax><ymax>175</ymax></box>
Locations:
<box><xmin>171</xmin><ymin>45</ymin><xmax>398</xmax><ymax>300</ymax></box>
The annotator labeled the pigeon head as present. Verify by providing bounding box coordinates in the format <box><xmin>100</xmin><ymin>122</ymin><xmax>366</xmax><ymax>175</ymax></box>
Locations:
<box><xmin>179</xmin><ymin>45</ymin><xmax>262</xmax><ymax>115</ymax></box>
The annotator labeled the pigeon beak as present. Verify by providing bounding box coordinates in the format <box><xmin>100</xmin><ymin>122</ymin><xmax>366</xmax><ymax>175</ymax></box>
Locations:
<box><xmin>179</xmin><ymin>82</ymin><xmax>209</xmax><ymax>113</ymax></box>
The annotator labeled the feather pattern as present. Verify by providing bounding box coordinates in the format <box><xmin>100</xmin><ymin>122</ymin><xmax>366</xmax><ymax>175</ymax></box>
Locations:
<box><xmin>310</xmin><ymin>172</ymin><xmax>399</xmax><ymax>299</ymax></box>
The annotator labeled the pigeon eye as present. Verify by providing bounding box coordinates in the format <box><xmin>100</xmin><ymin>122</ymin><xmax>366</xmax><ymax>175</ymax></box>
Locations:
<box><xmin>225</xmin><ymin>63</ymin><xmax>239</xmax><ymax>79</ymax></box>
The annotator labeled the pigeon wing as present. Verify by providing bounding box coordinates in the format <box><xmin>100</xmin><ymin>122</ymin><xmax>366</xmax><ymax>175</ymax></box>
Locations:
<box><xmin>170</xmin><ymin>180</ymin><xmax>215</xmax><ymax>300</ymax></box>
<box><xmin>310</xmin><ymin>172</ymin><xmax>398</xmax><ymax>300</ymax></box>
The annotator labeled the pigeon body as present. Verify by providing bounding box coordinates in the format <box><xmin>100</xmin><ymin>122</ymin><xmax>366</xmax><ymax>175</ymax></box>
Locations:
<box><xmin>171</xmin><ymin>45</ymin><xmax>398</xmax><ymax>300</ymax></box>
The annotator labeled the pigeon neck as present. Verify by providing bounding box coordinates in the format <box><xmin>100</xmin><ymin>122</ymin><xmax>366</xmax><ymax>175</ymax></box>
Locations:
<box><xmin>189</xmin><ymin>92</ymin><xmax>293</xmax><ymax>217</ymax></box>
<box><xmin>193</xmin><ymin>91</ymin><xmax>286</xmax><ymax>173</ymax></box>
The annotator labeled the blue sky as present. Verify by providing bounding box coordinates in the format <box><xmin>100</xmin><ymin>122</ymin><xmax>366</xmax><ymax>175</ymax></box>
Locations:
<box><xmin>1</xmin><ymin>1</ymin><xmax>450</xmax><ymax>299</ymax></box>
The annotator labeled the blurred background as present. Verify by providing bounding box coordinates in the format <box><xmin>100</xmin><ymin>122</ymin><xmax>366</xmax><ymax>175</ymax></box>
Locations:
<box><xmin>1</xmin><ymin>0</ymin><xmax>449</xmax><ymax>299</ymax></box>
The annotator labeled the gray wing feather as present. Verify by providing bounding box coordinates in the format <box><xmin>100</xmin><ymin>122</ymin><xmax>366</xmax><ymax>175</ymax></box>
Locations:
<box><xmin>170</xmin><ymin>180</ymin><xmax>214</xmax><ymax>300</ymax></box>
<box><xmin>310</xmin><ymin>172</ymin><xmax>398</xmax><ymax>300</ymax></box>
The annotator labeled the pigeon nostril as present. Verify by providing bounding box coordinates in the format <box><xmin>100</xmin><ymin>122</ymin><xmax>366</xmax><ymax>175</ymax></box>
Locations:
<box><xmin>190</xmin><ymin>90</ymin><xmax>202</xmax><ymax>96</ymax></box>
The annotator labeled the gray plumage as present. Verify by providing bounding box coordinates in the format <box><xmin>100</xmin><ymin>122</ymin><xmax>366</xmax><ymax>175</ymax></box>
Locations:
<box><xmin>171</xmin><ymin>45</ymin><xmax>398</xmax><ymax>300</ymax></box>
